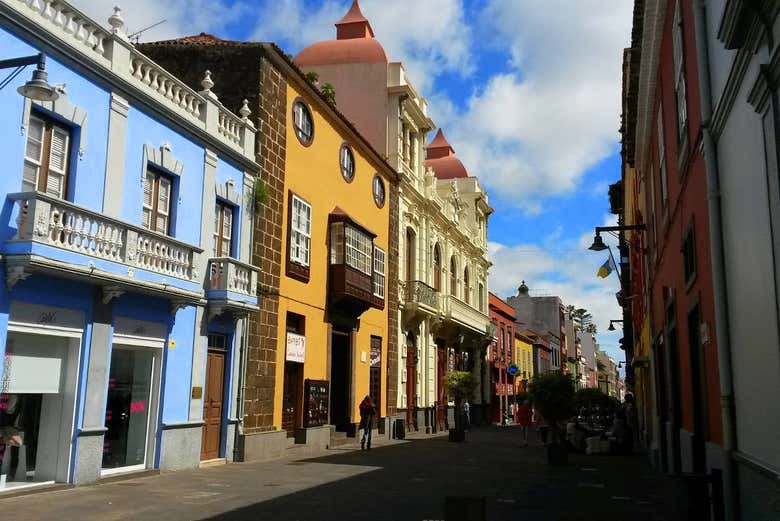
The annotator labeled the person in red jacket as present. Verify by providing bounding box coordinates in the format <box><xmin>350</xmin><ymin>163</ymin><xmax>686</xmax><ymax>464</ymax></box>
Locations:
<box><xmin>517</xmin><ymin>399</ymin><xmax>533</xmax><ymax>447</ymax></box>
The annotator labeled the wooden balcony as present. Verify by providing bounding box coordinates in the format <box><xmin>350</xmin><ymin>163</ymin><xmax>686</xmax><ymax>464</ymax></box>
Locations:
<box><xmin>328</xmin><ymin>263</ymin><xmax>374</xmax><ymax>316</ymax></box>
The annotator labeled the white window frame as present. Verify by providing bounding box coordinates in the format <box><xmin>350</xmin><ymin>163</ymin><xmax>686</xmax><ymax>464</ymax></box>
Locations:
<box><xmin>293</xmin><ymin>101</ymin><xmax>313</xmax><ymax>144</ymax></box>
<box><xmin>142</xmin><ymin>169</ymin><xmax>173</xmax><ymax>235</ymax></box>
<box><xmin>373</xmin><ymin>246</ymin><xmax>385</xmax><ymax>298</ymax></box>
<box><xmin>290</xmin><ymin>194</ymin><xmax>311</xmax><ymax>267</ymax></box>
<box><xmin>213</xmin><ymin>201</ymin><xmax>234</xmax><ymax>258</ymax></box>
<box><xmin>23</xmin><ymin>113</ymin><xmax>71</xmax><ymax>198</ymax></box>
<box><xmin>345</xmin><ymin>224</ymin><xmax>372</xmax><ymax>275</ymax></box>
<box><xmin>672</xmin><ymin>1</ymin><xmax>688</xmax><ymax>140</ymax></box>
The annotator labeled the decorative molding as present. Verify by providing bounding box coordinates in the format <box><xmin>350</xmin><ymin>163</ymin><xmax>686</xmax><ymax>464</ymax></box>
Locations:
<box><xmin>171</xmin><ymin>299</ymin><xmax>190</xmax><ymax>315</ymax></box>
<box><xmin>748</xmin><ymin>44</ymin><xmax>780</xmax><ymax>114</ymax></box>
<box><xmin>144</xmin><ymin>143</ymin><xmax>184</xmax><ymax>177</ymax></box>
<box><xmin>110</xmin><ymin>91</ymin><xmax>129</xmax><ymax>118</ymax></box>
<box><xmin>216</xmin><ymin>180</ymin><xmax>241</xmax><ymax>206</ymax></box>
<box><xmin>101</xmin><ymin>285</ymin><xmax>125</xmax><ymax>304</ymax></box>
<box><xmin>6</xmin><ymin>265</ymin><xmax>30</xmax><ymax>290</ymax></box>
<box><xmin>23</xmin><ymin>89</ymin><xmax>88</xmax><ymax>157</ymax></box>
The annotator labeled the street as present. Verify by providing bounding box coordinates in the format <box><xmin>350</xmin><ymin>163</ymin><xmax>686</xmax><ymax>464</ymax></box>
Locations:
<box><xmin>0</xmin><ymin>427</ymin><xmax>687</xmax><ymax>521</ymax></box>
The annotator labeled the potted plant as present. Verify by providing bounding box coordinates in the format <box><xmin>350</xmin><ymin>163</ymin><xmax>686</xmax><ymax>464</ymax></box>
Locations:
<box><xmin>444</xmin><ymin>370</ymin><xmax>477</xmax><ymax>442</ymax></box>
<box><xmin>528</xmin><ymin>371</ymin><xmax>575</xmax><ymax>465</ymax></box>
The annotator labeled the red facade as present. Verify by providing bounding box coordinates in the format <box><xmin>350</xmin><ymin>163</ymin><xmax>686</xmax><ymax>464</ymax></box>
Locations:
<box><xmin>488</xmin><ymin>293</ymin><xmax>516</xmax><ymax>424</ymax></box>
<box><xmin>634</xmin><ymin>0</ymin><xmax>722</xmax><ymax>473</ymax></box>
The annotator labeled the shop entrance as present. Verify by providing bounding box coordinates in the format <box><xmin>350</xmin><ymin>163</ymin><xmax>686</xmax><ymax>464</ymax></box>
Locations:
<box><xmin>281</xmin><ymin>362</ymin><xmax>301</xmax><ymax>436</ymax></box>
<box><xmin>1</xmin><ymin>331</ymin><xmax>80</xmax><ymax>491</ymax></box>
<box><xmin>329</xmin><ymin>330</ymin><xmax>351</xmax><ymax>432</ymax></box>
<box><xmin>201</xmin><ymin>334</ymin><xmax>227</xmax><ymax>461</ymax></box>
<box><xmin>102</xmin><ymin>345</ymin><xmax>159</xmax><ymax>475</ymax></box>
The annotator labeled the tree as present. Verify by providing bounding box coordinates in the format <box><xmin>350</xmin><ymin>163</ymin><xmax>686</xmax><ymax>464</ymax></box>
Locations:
<box><xmin>528</xmin><ymin>371</ymin><xmax>575</xmax><ymax>444</ymax></box>
<box><xmin>445</xmin><ymin>371</ymin><xmax>477</xmax><ymax>435</ymax></box>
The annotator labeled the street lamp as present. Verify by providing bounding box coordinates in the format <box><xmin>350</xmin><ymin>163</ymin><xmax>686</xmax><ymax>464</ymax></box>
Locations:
<box><xmin>588</xmin><ymin>225</ymin><xmax>646</xmax><ymax>252</ymax></box>
<box><xmin>0</xmin><ymin>53</ymin><xmax>59</xmax><ymax>102</ymax></box>
<box><xmin>607</xmin><ymin>319</ymin><xmax>623</xmax><ymax>331</ymax></box>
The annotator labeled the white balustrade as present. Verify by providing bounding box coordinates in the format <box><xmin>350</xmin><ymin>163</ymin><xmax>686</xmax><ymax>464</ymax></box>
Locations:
<box><xmin>129</xmin><ymin>53</ymin><xmax>203</xmax><ymax>120</ymax></box>
<box><xmin>217</xmin><ymin>110</ymin><xmax>242</xmax><ymax>145</ymax></box>
<box><xmin>208</xmin><ymin>257</ymin><xmax>258</xmax><ymax>298</ymax></box>
<box><xmin>445</xmin><ymin>294</ymin><xmax>491</xmax><ymax>335</ymax></box>
<box><xmin>14</xmin><ymin>0</ymin><xmax>108</xmax><ymax>59</ymax></box>
<box><xmin>11</xmin><ymin>192</ymin><xmax>200</xmax><ymax>281</ymax></box>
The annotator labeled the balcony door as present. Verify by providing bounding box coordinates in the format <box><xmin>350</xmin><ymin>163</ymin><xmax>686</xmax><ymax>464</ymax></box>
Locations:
<box><xmin>433</xmin><ymin>244</ymin><xmax>441</xmax><ymax>291</ymax></box>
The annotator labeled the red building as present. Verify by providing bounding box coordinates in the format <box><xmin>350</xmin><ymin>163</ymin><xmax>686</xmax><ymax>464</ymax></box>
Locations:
<box><xmin>622</xmin><ymin>0</ymin><xmax>722</xmax><ymax>486</ymax></box>
<box><xmin>488</xmin><ymin>293</ymin><xmax>515</xmax><ymax>424</ymax></box>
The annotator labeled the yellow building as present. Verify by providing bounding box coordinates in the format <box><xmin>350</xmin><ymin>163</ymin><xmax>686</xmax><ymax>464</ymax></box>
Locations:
<box><xmin>274</xmin><ymin>70</ymin><xmax>397</xmax><ymax>440</ymax></box>
<box><xmin>515</xmin><ymin>331</ymin><xmax>534</xmax><ymax>392</ymax></box>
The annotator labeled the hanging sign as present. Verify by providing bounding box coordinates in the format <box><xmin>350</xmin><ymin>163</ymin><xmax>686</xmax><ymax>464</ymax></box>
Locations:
<box><xmin>507</xmin><ymin>363</ymin><xmax>519</xmax><ymax>377</ymax></box>
<box><xmin>286</xmin><ymin>332</ymin><xmax>306</xmax><ymax>363</ymax></box>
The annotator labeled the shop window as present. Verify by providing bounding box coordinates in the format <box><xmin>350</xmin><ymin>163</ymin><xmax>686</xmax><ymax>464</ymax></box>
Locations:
<box><xmin>23</xmin><ymin>112</ymin><xmax>71</xmax><ymax>199</ymax></box>
<box><xmin>370</xmin><ymin>336</ymin><xmax>382</xmax><ymax>416</ymax></box>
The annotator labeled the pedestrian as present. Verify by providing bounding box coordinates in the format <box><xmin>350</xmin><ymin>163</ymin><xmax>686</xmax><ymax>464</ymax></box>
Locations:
<box><xmin>517</xmin><ymin>399</ymin><xmax>532</xmax><ymax>447</ymax></box>
<box><xmin>463</xmin><ymin>400</ymin><xmax>471</xmax><ymax>431</ymax></box>
<box><xmin>535</xmin><ymin>408</ymin><xmax>549</xmax><ymax>445</ymax></box>
<box><xmin>359</xmin><ymin>395</ymin><xmax>376</xmax><ymax>450</ymax></box>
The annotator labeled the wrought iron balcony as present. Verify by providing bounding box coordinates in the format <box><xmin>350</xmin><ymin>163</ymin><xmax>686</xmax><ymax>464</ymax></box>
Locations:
<box><xmin>207</xmin><ymin>257</ymin><xmax>259</xmax><ymax>316</ymax></box>
<box><xmin>399</xmin><ymin>280</ymin><xmax>440</xmax><ymax>329</ymax></box>
<box><xmin>5</xmin><ymin>191</ymin><xmax>202</xmax><ymax>299</ymax></box>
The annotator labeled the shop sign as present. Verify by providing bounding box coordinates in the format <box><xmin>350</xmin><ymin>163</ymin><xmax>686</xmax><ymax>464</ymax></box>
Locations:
<box><xmin>304</xmin><ymin>379</ymin><xmax>329</xmax><ymax>428</ymax></box>
<box><xmin>286</xmin><ymin>332</ymin><xmax>306</xmax><ymax>363</ymax></box>
<box><xmin>370</xmin><ymin>345</ymin><xmax>381</xmax><ymax>368</ymax></box>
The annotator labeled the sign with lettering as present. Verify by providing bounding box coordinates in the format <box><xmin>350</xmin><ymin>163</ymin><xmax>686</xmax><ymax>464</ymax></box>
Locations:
<box><xmin>286</xmin><ymin>332</ymin><xmax>306</xmax><ymax>363</ymax></box>
<box><xmin>9</xmin><ymin>302</ymin><xmax>84</xmax><ymax>331</ymax></box>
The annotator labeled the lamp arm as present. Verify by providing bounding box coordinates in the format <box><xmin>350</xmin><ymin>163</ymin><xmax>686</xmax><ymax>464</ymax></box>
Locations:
<box><xmin>0</xmin><ymin>53</ymin><xmax>42</xmax><ymax>70</ymax></box>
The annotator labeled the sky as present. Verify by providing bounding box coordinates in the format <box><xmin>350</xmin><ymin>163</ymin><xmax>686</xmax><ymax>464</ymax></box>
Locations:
<box><xmin>71</xmin><ymin>0</ymin><xmax>633</xmax><ymax>363</ymax></box>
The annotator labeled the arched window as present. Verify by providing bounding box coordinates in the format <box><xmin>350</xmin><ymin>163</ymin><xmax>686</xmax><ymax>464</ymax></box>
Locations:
<box><xmin>463</xmin><ymin>266</ymin><xmax>470</xmax><ymax>305</ymax></box>
<box><xmin>450</xmin><ymin>256</ymin><xmax>457</xmax><ymax>297</ymax></box>
<box><xmin>405</xmin><ymin>228</ymin><xmax>416</xmax><ymax>282</ymax></box>
<box><xmin>433</xmin><ymin>244</ymin><xmax>441</xmax><ymax>291</ymax></box>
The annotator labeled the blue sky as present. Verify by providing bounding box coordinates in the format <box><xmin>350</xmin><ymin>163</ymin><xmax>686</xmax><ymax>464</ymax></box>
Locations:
<box><xmin>74</xmin><ymin>0</ymin><xmax>633</xmax><ymax>362</ymax></box>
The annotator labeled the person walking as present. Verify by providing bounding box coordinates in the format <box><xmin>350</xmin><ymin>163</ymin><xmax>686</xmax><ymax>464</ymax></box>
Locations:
<box><xmin>517</xmin><ymin>399</ymin><xmax>532</xmax><ymax>447</ymax></box>
<box><xmin>463</xmin><ymin>400</ymin><xmax>471</xmax><ymax>431</ymax></box>
<box><xmin>535</xmin><ymin>408</ymin><xmax>549</xmax><ymax>445</ymax></box>
<box><xmin>359</xmin><ymin>395</ymin><xmax>376</xmax><ymax>450</ymax></box>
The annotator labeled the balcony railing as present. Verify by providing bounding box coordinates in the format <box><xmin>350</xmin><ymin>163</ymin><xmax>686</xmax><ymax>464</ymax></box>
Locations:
<box><xmin>443</xmin><ymin>295</ymin><xmax>491</xmax><ymax>335</ymax></box>
<box><xmin>402</xmin><ymin>280</ymin><xmax>440</xmax><ymax>311</ymax></box>
<box><xmin>9</xmin><ymin>191</ymin><xmax>200</xmax><ymax>281</ymax></box>
<box><xmin>208</xmin><ymin>257</ymin><xmax>258</xmax><ymax>298</ymax></box>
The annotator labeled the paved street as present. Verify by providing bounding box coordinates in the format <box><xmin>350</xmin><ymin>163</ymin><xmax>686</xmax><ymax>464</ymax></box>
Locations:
<box><xmin>1</xmin><ymin>426</ymin><xmax>687</xmax><ymax>521</ymax></box>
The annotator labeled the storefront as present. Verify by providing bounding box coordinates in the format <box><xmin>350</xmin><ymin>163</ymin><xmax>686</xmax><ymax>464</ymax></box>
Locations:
<box><xmin>0</xmin><ymin>302</ymin><xmax>83</xmax><ymax>491</ymax></box>
<box><xmin>101</xmin><ymin>317</ymin><xmax>165</xmax><ymax>477</ymax></box>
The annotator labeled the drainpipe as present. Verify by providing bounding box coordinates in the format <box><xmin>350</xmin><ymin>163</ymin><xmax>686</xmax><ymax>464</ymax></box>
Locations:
<box><xmin>693</xmin><ymin>2</ymin><xmax>738</xmax><ymax>519</ymax></box>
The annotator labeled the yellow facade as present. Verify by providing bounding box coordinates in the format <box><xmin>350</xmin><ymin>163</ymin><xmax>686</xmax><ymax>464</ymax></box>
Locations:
<box><xmin>515</xmin><ymin>334</ymin><xmax>534</xmax><ymax>388</ymax></box>
<box><xmin>272</xmin><ymin>81</ymin><xmax>394</xmax><ymax>430</ymax></box>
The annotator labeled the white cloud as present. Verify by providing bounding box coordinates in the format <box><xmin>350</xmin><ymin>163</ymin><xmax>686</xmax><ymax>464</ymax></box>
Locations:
<box><xmin>434</xmin><ymin>0</ymin><xmax>632</xmax><ymax>213</ymax></box>
<box><xmin>249</xmin><ymin>0</ymin><xmax>473</xmax><ymax>92</ymax></box>
<box><xmin>69</xmin><ymin>0</ymin><xmax>249</xmax><ymax>41</ymax></box>
<box><xmin>488</xmin><ymin>213</ymin><xmax>626</xmax><ymax>362</ymax></box>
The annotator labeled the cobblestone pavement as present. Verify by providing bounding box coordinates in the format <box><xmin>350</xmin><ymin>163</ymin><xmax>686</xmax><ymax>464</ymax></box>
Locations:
<box><xmin>0</xmin><ymin>426</ymin><xmax>688</xmax><ymax>521</ymax></box>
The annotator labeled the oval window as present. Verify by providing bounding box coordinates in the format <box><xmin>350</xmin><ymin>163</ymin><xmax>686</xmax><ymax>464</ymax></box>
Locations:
<box><xmin>340</xmin><ymin>143</ymin><xmax>355</xmax><ymax>182</ymax></box>
<box><xmin>373</xmin><ymin>174</ymin><xmax>385</xmax><ymax>208</ymax></box>
<box><xmin>292</xmin><ymin>99</ymin><xmax>314</xmax><ymax>145</ymax></box>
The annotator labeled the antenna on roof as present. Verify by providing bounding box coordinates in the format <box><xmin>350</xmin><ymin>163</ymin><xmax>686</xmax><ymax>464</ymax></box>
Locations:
<box><xmin>128</xmin><ymin>19</ymin><xmax>167</xmax><ymax>44</ymax></box>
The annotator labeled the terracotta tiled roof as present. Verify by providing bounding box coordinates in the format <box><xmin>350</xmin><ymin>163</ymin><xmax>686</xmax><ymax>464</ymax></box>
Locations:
<box><xmin>149</xmin><ymin>32</ymin><xmax>246</xmax><ymax>46</ymax></box>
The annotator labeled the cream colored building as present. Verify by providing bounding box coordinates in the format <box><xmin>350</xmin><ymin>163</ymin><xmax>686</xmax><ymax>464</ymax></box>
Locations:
<box><xmin>294</xmin><ymin>0</ymin><xmax>492</xmax><ymax>431</ymax></box>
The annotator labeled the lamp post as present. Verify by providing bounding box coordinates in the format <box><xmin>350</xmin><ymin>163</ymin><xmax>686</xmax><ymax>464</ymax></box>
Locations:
<box><xmin>0</xmin><ymin>53</ymin><xmax>59</xmax><ymax>101</ymax></box>
<box><xmin>607</xmin><ymin>319</ymin><xmax>624</xmax><ymax>331</ymax></box>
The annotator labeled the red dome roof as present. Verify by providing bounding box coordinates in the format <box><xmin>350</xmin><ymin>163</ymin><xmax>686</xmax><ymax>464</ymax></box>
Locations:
<box><xmin>425</xmin><ymin>129</ymin><xmax>468</xmax><ymax>179</ymax></box>
<box><xmin>294</xmin><ymin>0</ymin><xmax>388</xmax><ymax>67</ymax></box>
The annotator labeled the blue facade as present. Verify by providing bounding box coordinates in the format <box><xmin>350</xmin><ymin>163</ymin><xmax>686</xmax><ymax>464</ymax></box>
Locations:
<box><xmin>0</xmin><ymin>3</ymin><xmax>258</xmax><ymax>489</ymax></box>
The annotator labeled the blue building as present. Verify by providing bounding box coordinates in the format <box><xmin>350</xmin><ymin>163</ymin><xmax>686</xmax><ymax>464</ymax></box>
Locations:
<box><xmin>0</xmin><ymin>1</ymin><xmax>259</xmax><ymax>490</ymax></box>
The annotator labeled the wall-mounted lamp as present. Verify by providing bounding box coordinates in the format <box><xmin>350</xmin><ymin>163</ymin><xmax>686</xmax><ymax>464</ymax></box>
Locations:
<box><xmin>1</xmin><ymin>53</ymin><xmax>59</xmax><ymax>102</ymax></box>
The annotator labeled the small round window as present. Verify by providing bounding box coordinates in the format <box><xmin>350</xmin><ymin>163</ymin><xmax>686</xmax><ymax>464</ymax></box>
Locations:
<box><xmin>340</xmin><ymin>143</ymin><xmax>355</xmax><ymax>182</ymax></box>
<box><xmin>373</xmin><ymin>174</ymin><xmax>385</xmax><ymax>208</ymax></box>
<box><xmin>292</xmin><ymin>99</ymin><xmax>313</xmax><ymax>146</ymax></box>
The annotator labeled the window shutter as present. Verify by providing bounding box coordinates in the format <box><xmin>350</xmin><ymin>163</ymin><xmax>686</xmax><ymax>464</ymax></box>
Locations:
<box><xmin>25</xmin><ymin>117</ymin><xmax>44</xmax><ymax>162</ymax></box>
<box><xmin>155</xmin><ymin>177</ymin><xmax>171</xmax><ymax>233</ymax></box>
<box><xmin>22</xmin><ymin>162</ymin><xmax>38</xmax><ymax>192</ymax></box>
<box><xmin>49</xmin><ymin>127</ymin><xmax>69</xmax><ymax>174</ymax></box>
<box><xmin>45</xmin><ymin>172</ymin><xmax>63</xmax><ymax>198</ymax></box>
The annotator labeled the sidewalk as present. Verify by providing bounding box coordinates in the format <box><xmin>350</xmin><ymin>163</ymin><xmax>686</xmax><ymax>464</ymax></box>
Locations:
<box><xmin>0</xmin><ymin>426</ymin><xmax>687</xmax><ymax>521</ymax></box>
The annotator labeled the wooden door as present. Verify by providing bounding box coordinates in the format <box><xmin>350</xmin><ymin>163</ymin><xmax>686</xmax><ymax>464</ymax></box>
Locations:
<box><xmin>437</xmin><ymin>347</ymin><xmax>447</xmax><ymax>430</ymax></box>
<box><xmin>201</xmin><ymin>350</ymin><xmax>225</xmax><ymax>461</ymax></box>
<box><xmin>282</xmin><ymin>362</ymin><xmax>301</xmax><ymax>436</ymax></box>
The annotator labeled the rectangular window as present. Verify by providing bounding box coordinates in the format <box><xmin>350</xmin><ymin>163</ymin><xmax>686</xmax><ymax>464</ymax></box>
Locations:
<box><xmin>683</xmin><ymin>225</ymin><xmax>697</xmax><ymax>286</ymax></box>
<box><xmin>672</xmin><ymin>1</ymin><xmax>688</xmax><ymax>141</ymax></box>
<box><xmin>657</xmin><ymin>107</ymin><xmax>668</xmax><ymax>210</ymax></box>
<box><xmin>23</xmin><ymin>113</ymin><xmax>71</xmax><ymax>198</ymax></box>
<box><xmin>142</xmin><ymin>168</ymin><xmax>173</xmax><ymax>235</ymax></box>
<box><xmin>213</xmin><ymin>202</ymin><xmax>234</xmax><ymax>257</ymax></box>
<box><xmin>373</xmin><ymin>246</ymin><xmax>386</xmax><ymax>298</ymax></box>
<box><xmin>290</xmin><ymin>194</ymin><xmax>311</xmax><ymax>267</ymax></box>
<box><xmin>345</xmin><ymin>225</ymin><xmax>372</xmax><ymax>274</ymax></box>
